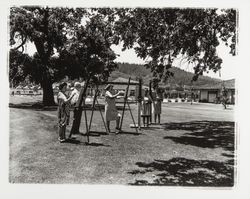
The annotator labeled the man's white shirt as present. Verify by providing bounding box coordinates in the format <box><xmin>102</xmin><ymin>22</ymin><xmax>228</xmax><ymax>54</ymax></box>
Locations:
<box><xmin>70</xmin><ymin>88</ymin><xmax>80</xmax><ymax>105</ymax></box>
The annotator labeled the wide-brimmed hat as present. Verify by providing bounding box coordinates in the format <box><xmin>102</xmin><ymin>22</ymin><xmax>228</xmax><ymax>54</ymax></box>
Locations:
<box><xmin>105</xmin><ymin>84</ymin><xmax>113</xmax><ymax>90</ymax></box>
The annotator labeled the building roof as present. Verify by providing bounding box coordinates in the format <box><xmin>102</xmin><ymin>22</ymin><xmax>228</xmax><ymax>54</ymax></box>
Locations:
<box><xmin>223</xmin><ymin>79</ymin><xmax>235</xmax><ymax>89</ymax></box>
<box><xmin>112</xmin><ymin>77</ymin><xmax>139</xmax><ymax>84</ymax></box>
<box><xmin>109</xmin><ymin>77</ymin><xmax>137</xmax><ymax>90</ymax></box>
<box><xmin>195</xmin><ymin>79</ymin><xmax>235</xmax><ymax>90</ymax></box>
<box><xmin>112</xmin><ymin>84</ymin><xmax>133</xmax><ymax>90</ymax></box>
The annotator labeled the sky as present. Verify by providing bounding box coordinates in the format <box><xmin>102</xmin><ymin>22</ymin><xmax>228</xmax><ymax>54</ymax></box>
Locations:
<box><xmin>25</xmin><ymin>40</ymin><xmax>237</xmax><ymax>81</ymax></box>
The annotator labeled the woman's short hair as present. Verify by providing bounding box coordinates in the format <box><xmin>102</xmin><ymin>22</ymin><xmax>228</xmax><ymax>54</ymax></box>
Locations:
<box><xmin>74</xmin><ymin>82</ymin><xmax>81</xmax><ymax>88</ymax></box>
<box><xmin>59</xmin><ymin>82</ymin><xmax>67</xmax><ymax>91</ymax></box>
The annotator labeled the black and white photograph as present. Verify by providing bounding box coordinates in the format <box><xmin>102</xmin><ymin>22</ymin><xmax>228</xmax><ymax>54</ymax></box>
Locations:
<box><xmin>1</xmin><ymin>0</ymin><xmax>250</xmax><ymax>198</ymax></box>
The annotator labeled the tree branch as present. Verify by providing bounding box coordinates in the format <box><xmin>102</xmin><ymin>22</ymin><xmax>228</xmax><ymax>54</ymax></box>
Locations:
<box><xmin>13</xmin><ymin>34</ymin><xmax>27</xmax><ymax>52</ymax></box>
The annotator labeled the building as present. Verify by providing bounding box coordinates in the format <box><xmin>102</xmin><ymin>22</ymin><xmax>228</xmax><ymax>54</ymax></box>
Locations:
<box><xmin>111</xmin><ymin>77</ymin><xmax>138</xmax><ymax>96</ymax></box>
<box><xmin>111</xmin><ymin>77</ymin><xmax>150</xmax><ymax>99</ymax></box>
<box><xmin>11</xmin><ymin>85</ymin><xmax>42</xmax><ymax>95</ymax></box>
<box><xmin>160</xmin><ymin>83</ymin><xmax>199</xmax><ymax>102</ymax></box>
<box><xmin>196</xmin><ymin>79</ymin><xmax>235</xmax><ymax>104</ymax></box>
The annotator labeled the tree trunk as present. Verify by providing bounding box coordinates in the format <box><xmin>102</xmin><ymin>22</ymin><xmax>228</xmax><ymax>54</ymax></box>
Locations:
<box><xmin>41</xmin><ymin>72</ymin><xmax>55</xmax><ymax>106</ymax></box>
<box><xmin>33</xmin><ymin>38</ymin><xmax>55</xmax><ymax>106</ymax></box>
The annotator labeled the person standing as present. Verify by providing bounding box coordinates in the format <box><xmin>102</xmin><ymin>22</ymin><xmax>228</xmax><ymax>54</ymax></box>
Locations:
<box><xmin>70</xmin><ymin>82</ymin><xmax>81</xmax><ymax>106</ymax></box>
<box><xmin>141</xmin><ymin>88</ymin><xmax>151</xmax><ymax>127</ymax></box>
<box><xmin>152</xmin><ymin>87</ymin><xmax>162</xmax><ymax>124</ymax></box>
<box><xmin>68</xmin><ymin>82</ymin><xmax>82</xmax><ymax>138</ymax></box>
<box><xmin>57</xmin><ymin>82</ymin><xmax>75</xmax><ymax>143</ymax></box>
<box><xmin>104</xmin><ymin>84</ymin><xmax>123</xmax><ymax>134</ymax></box>
<box><xmin>221</xmin><ymin>86</ymin><xmax>228</xmax><ymax>109</ymax></box>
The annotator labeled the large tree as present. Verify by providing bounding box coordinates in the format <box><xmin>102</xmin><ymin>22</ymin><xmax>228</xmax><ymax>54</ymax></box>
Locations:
<box><xmin>10</xmin><ymin>6</ymin><xmax>85</xmax><ymax>105</ymax></box>
<box><xmin>9</xmin><ymin>7</ymin><xmax>118</xmax><ymax>105</ymax></box>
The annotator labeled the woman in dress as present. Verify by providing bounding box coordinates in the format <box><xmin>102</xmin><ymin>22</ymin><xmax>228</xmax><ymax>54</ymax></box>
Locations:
<box><xmin>57</xmin><ymin>82</ymin><xmax>75</xmax><ymax>143</ymax></box>
<box><xmin>104</xmin><ymin>84</ymin><xmax>123</xmax><ymax>134</ymax></box>
<box><xmin>152</xmin><ymin>87</ymin><xmax>163</xmax><ymax>124</ymax></box>
<box><xmin>141</xmin><ymin>88</ymin><xmax>151</xmax><ymax>127</ymax></box>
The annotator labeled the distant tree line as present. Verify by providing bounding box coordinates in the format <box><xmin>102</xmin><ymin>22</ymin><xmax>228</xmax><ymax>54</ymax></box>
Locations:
<box><xmin>116</xmin><ymin>62</ymin><xmax>222</xmax><ymax>86</ymax></box>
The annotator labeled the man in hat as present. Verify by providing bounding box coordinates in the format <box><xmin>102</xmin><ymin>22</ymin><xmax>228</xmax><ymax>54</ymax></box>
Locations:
<box><xmin>104</xmin><ymin>84</ymin><xmax>124</xmax><ymax>134</ymax></box>
<box><xmin>57</xmin><ymin>82</ymin><xmax>76</xmax><ymax>142</ymax></box>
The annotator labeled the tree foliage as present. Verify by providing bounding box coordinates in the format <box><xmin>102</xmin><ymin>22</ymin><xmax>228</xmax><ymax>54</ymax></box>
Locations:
<box><xmin>9</xmin><ymin>49</ymin><xmax>32</xmax><ymax>87</ymax></box>
<box><xmin>101</xmin><ymin>8</ymin><xmax>237</xmax><ymax>82</ymax></box>
<box><xmin>58</xmin><ymin>10</ymin><xmax>118</xmax><ymax>83</ymax></box>
<box><xmin>10</xmin><ymin>6</ymin><xmax>84</xmax><ymax>56</ymax></box>
<box><xmin>9</xmin><ymin>7</ymin><xmax>118</xmax><ymax>105</ymax></box>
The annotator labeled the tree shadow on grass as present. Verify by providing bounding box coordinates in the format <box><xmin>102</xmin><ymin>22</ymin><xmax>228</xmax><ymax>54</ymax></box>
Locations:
<box><xmin>118</xmin><ymin>131</ymin><xmax>141</xmax><ymax>136</ymax></box>
<box><xmin>84</xmin><ymin>131</ymin><xmax>109</xmax><ymax>137</ymax></box>
<box><xmin>89</xmin><ymin>131</ymin><xmax>108</xmax><ymax>135</ymax></box>
<box><xmin>162</xmin><ymin>121</ymin><xmax>235</xmax><ymax>152</ymax></box>
<box><xmin>9</xmin><ymin>102</ymin><xmax>57</xmax><ymax>111</ymax></box>
<box><xmin>128</xmin><ymin>157</ymin><xmax>234</xmax><ymax>186</ymax></box>
<box><xmin>63</xmin><ymin>140</ymin><xmax>110</xmax><ymax>147</ymax></box>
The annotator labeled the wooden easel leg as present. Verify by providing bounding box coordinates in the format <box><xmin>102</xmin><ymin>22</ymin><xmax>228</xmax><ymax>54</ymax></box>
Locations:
<box><xmin>138</xmin><ymin>101</ymin><xmax>141</xmax><ymax>130</ymax></box>
<box><xmin>83</xmin><ymin>103</ymin><xmax>89</xmax><ymax>143</ymax></box>
<box><xmin>96</xmin><ymin>99</ymin><xmax>109</xmax><ymax>134</ymax></box>
<box><xmin>126</xmin><ymin>102</ymin><xmax>138</xmax><ymax>133</ymax></box>
<box><xmin>119</xmin><ymin>78</ymin><xmax>131</xmax><ymax>131</ymax></box>
<box><xmin>88</xmin><ymin>91</ymin><xmax>98</xmax><ymax>132</ymax></box>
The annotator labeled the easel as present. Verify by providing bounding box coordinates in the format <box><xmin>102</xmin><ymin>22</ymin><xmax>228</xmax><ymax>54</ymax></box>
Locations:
<box><xmin>69</xmin><ymin>84</ymin><xmax>108</xmax><ymax>144</ymax></box>
<box><xmin>119</xmin><ymin>77</ymin><xmax>138</xmax><ymax>134</ymax></box>
<box><xmin>70</xmin><ymin>77</ymin><xmax>141</xmax><ymax>144</ymax></box>
<box><xmin>88</xmin><ymin>77</ymin><xmax>139</xmax><ymax>134</ymax></box>
<box><xmin>88</xmin><ymin>85</ymin><xmax>109</xmax><ymax>135</ymax></box>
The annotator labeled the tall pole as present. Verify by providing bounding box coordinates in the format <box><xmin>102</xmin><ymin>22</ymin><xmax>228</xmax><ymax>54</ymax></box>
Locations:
<box><xmin>126</xmin><ymin>101</ymin><xmax>138</xmax><ymax>133</ymax></box>
<box><xmin>83</xmin><ymin>100</ymin><xmax>89</xmax><ymax>143</ymax></box>
<box><xmin>119</xmin><ymin>77</ymin><xmax>131</xmax><ymax>130</ymax></box>
<box><xmin>149</xmin><ymin>80</ymin><xmax>152</xmax><ymax>124</ymax></box>
<box><xmin>88</xmin><ymin>87</ymin><xmax>99</xmax><ymax>131</ymax></box>
<box><xmin>96</xmin><ymin>98</ymin><xmax>109</xmax><ymax>134</ymax></box>
<box><xmin>137</xmin><ymin>78</ymin><xmax>142</xmax><ymax>130</ymax></box>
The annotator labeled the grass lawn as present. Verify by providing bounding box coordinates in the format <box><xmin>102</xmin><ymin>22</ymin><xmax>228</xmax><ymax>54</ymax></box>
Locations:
<box><xmin>9</xmin><ymin>95</ymin><xmax>235</xmax><ymax>186</ymax></box>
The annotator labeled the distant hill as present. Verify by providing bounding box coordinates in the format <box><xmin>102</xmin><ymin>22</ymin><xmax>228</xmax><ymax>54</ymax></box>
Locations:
<box><xmin>109</xmin><ymin>62</ymin><xmax>222</xmax><ymax>86</ymax></box>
